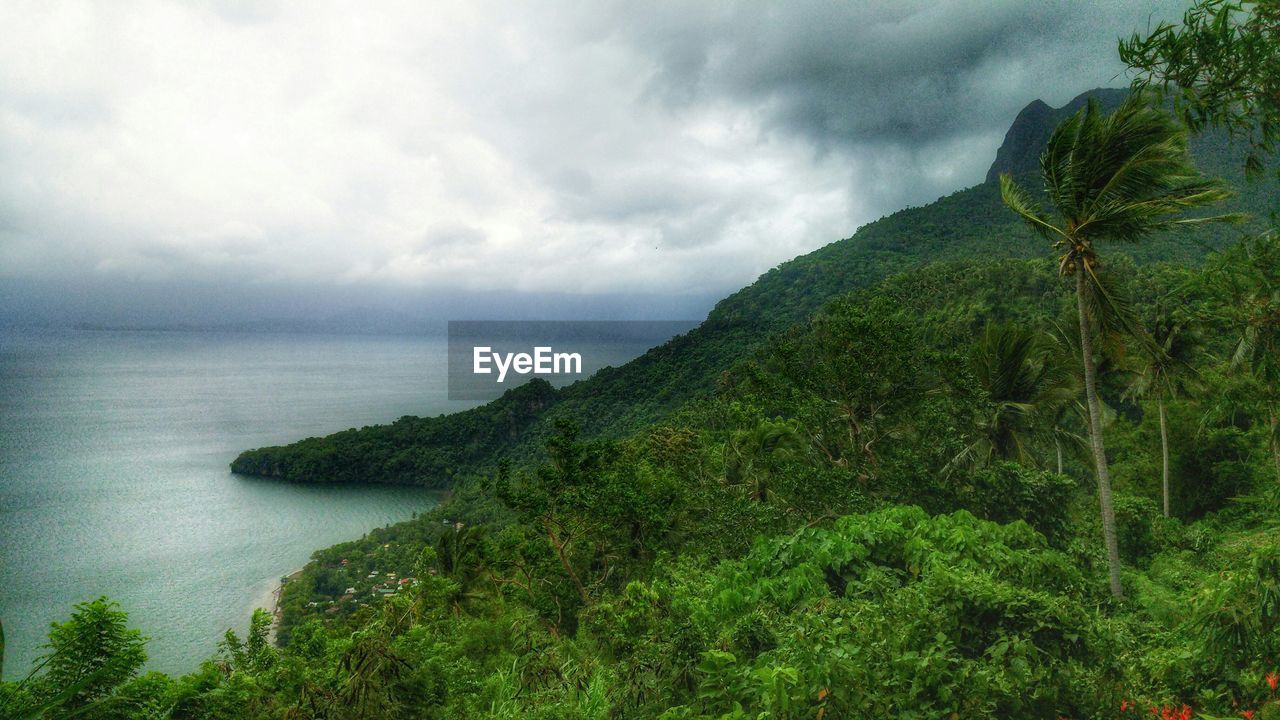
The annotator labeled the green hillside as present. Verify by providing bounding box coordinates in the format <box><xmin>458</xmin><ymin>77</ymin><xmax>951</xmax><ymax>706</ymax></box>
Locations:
<box><xmin>12</xmin><ymin>79</ymin><xmax>1280</xmax><ymax>719</ymax></box>
<box><xmin>231</xmin><ymin>88</ymin><xmax>1275</xmax><ymax>487</ymax></box>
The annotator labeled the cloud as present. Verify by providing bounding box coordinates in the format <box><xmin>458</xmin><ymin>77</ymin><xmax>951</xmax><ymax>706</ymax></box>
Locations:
<box><xmin>0</xmin><ymin>0</ymin><xmax>1185</xmax><ymax>309</ymax></box>
<box><xmin>587</xmin><ymin>0</ymin><xmax>1186</xmax><ymax>209</ymax></box>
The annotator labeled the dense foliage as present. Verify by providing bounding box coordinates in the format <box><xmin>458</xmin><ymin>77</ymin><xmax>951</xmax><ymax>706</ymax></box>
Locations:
<box><xmin>227</xmin><ymin>89</ymin><xmax>1277</xmax><ymax>489</ymax></box>
<box><xmin>1122</xmin><ymin>0</ymin><xmax>1280</xmax><ymax>179</ymax></box>
<box><xmin>7</xmin><ymin>6</ymin><xmax>1280</xmax><ymax>717</ymax></box>
<box><xmin>230</xmin><ymin>377</ymin><xmax>559</xmax><ymax>487</ymax></box>
<box><xmin>10</xmin><ymin>246</ymin><xmax>1280</xmax><ymax>719</ymax></box>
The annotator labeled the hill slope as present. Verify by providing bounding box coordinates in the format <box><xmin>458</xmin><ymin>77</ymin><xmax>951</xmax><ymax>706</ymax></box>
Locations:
<box><xmin>231</xmin><ymin>88</ymin><xmax>1276</xmax><ymax>486</ymax></box>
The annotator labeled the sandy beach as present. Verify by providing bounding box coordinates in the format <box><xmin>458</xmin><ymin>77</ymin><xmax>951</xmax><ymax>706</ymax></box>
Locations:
<box><xmin>249</xmin><ymin>569</ymin><xmax>303</xmax><ymax>644</ymax></box>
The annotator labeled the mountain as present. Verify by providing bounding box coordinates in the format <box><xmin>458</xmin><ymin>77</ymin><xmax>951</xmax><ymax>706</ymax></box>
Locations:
<box><xmin>231</xmin><ymin>88</ymin><xmax>1277</xmax><ymax>486</ymax></box>
<box><xmin>985</xmin><ymin>87</ymin><xmax>1129</xmax><ymax>182</ymax></box>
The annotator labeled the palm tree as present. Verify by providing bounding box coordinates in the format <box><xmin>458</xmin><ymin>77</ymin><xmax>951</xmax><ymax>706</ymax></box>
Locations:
<box><xmin>1048</xmin><ymin>400</ymin><xmax>1091</xmax><ymax>476</ymax></box>
<box><xmin>1212</xmin><ymin>231</ymin><xmax>1280</xmax><ymax>482</ymax></box>
<box><xmin>958</xmin><ymin>322</ymin><xmax>1077</xmax><ymax>469</ymax></box>
<box><xmin>1126</xmin><ymin>304</ymin><xmax>1203</xmax><ymax>517</ymax></box>
<box><xmin>436</xmin><ymin>523</ymin><xmax>489</xmax><ymax>604</ymax></box>
<box><xmin>726</xmin><ymin>417</ymin><xmax>805</xmax><ymax>503</ymax></box>
<box><xmin>1000</xmin><ymin>94</ymin><xmax>1238</xmax><ymax>597</ymax></box>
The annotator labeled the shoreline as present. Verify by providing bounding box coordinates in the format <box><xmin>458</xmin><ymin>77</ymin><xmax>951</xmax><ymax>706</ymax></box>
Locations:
<box><xmin>261</xmin><ymin>568</ymin><xmax>304</xmax><ymax>645</ymax></box>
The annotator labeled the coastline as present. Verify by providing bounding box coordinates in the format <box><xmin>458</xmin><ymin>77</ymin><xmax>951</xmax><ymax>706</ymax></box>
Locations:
<box><xmin>255</xmin><ymin>568</ymin><xmax>303</xmax><ymax>645</ymax></box>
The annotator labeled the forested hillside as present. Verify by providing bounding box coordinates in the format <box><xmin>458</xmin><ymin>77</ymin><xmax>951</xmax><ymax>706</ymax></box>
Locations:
<box><xmin>19</xmin><ymin>245</ymin><xmax>1280</xmax><ymax>718</ymax></box>
<box><xmin>230</xmin><ymin>87</ymin><xmax>1277</xmax><ymax>488</ymax></box>
<box><xmin>6</xmin><ymin>4</ymin><xmax>1280</xmax><ymax>717</ymax></box>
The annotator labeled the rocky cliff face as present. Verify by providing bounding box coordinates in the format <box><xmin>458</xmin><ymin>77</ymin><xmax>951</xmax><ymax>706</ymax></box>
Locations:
<box><xmin>985</xmin><ymin>88</ymin><xmax>1129</xmax><ymax>182</ymax></box>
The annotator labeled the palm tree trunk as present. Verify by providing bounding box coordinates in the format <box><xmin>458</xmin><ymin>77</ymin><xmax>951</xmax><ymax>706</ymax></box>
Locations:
<box><xmin>1076</xmin><ymin>270</ymin><xmax>1124</xmax><ymax>598</ymax></box>
<box><xmin>1159</xmin><ymin>397</ymin><xmax>1170</xmax><ymax>517</ymax></box>
<box><xmin>1056</xmin><ymin>436</ymin><xmax>1063</xmax><ymax>475</ymax></box>
<box><xmin>1271</xmin><ymin>411</ymin><xmax>1280</xmax><ymax>484</ymax></box>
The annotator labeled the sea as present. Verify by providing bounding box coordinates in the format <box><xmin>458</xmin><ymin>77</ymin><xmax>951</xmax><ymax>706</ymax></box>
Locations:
<box><xmin>0</xmin><ymin>327</ymin><xmax>664</xmax><ymax>678</ymax></box>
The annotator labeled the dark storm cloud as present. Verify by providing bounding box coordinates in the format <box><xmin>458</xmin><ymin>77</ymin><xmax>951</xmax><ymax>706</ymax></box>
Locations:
<box><xmin>0</xmin><ymin>0</ymin><xmax>1191</xmax><ymax>322</ymax></box>
<box><xmin>617</xmin><ymin>1</ymin><xmax>1181</xmax><ymax>145</ymax></box>
<box><xmin>576</xmin><ymin>0</ymin><xmax>1187</xmax><ymax>210</ymax></box>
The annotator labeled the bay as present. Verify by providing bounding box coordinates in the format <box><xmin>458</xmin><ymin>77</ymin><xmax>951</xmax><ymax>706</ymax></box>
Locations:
<box><xmin>0</xmin><ymin>325</ymin><xmax>672</xmax><ymax>678</ymax></box>
<box><xmin>0</xmin><ymin>329</ymin><xmax>470</xmax><ymax>678</ymax></box>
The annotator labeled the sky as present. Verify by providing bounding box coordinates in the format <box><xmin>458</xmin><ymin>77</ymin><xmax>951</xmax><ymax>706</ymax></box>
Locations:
<box><xmin>0</xmin><ymin>0</ymin><xmax>1187</xmax><ymax>325</ymax></box>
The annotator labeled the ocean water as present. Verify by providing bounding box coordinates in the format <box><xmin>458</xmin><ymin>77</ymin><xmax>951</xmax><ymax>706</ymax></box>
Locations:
<box><xmin>0</xmin><ymin>326</ymin><xmax>676</xmax><ymax>679</ymax></box>
<box><xmin>0</xmin><ymin>329</ymin><xmax>475</xmax><ymax>678</ymax></box>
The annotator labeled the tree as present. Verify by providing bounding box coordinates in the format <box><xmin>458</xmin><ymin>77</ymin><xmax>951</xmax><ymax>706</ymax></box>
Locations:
<box><xmin>1123</xmin><ymin>1</ymin><xmax>1280</xmax><ymax>486</ymax></box>
<box><xmin>958</xmin><ymin>322</ymin><xmax>1077</xmax><ymax>470</ymax></box>
<box><xmin>218</xmin><ymin>608</ymin><xmax>276</xmax><ymax>676</ymax></box>
<box><xmin>1125</xmin><ymin>298</ymin><xmax>1204</xmax><ymax>516</ymax></box>
<box><xmin>761</xmin><ymin>298</ymin><xmax>932</xmax><ymax>483</ymax></box>
<box><xmin>435</xmin><ymin>522</ymin><xmax>489</xmax><ymax>602</ymax></box>
<box><xmin>491</xmin><ymin>420</ymin><xmax>672</xmax><ymax>609</ymax></box>
<box><xmin>1121</xmin><ymin>0</ymin><xmax>1280</xmax><ymax>180</ymax></box>
<box><xmin>0</xmin><ymin>598</ymin><xmax>150</xmax><ymax>719</ymax></box>
<box><xmin>491</xmin><ymin>421</ymin><xmax>601</xmax><ymax>605</ymax></box>
<box><xmin>725</xmin><ymin>416</ymin><xmax>805</xmax><ymax>503</ymax></box>
<box><xmin>1208</xmin><ymin>232</ymin><xmax>1280</xmax><ymax>482</ymax></box>
<box><xmin>1000</xmin><ymin>94</ymin><xmax>1238</xmax><ymax>596</ymax></box>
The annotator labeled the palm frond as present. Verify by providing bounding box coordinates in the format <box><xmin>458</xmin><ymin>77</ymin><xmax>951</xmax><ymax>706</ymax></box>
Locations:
<box><xmin>999</xmin><ymin>174</ymin><xmax>1064</xmax><ymax>241</ymax></box>
<box><xmin>1032</xmin><ymin>93</ymin><xmax>1243</xmax><ymax>245</ymax></box>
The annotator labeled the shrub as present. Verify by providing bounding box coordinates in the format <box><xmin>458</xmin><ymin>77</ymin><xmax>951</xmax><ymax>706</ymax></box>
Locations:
<box><xmin>967</xmin><ymin>461</ymin><xmax>1077</xmax><ymax>545</ymax></box>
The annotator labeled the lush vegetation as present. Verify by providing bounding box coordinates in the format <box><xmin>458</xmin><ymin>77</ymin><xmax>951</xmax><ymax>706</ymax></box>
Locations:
<box><xmin>227</xmin><ymin>90</ymin><xmax>1277</xmax><ymax>489</ymax></box>
<box><xmin>230</xmin><ymin>376</ymin><xmax>559</xmax><ymax>487</ymax></box>
<box><xmin>6</xmin><ymin>3</ymin><xmax>1280</xmax><ymax>717</ymax></box>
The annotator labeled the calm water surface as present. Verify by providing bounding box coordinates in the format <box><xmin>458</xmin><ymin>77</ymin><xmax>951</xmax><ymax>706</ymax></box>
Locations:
<box><xmin>0</xmin><ymin>329</ymin><xmax>474</xmax><ymax>678</ymax></box>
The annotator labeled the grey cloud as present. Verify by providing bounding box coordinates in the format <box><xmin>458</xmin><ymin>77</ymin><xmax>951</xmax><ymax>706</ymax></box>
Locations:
<box><xmin>553</xmin><ymin>167</ymin><xmax>722</xmax><ymax>224</ymax></box>
<box><xmin>612</xmin><ymin>1</ymin><xmax>1183</xmax><ymax>147</ymax></box>
<box><xmin>421</xmin><ymin>223</ymin><xmax>487</xmax><ymax>250</ymax></box>
<box><xmin>514</xmin><ymin>0</ymin><xmax>1190</xmax><ymax>237</ymax></box>
<box><xmin>0</xmin><ymin>0</ymin><xmax>1193</xmax><ymax>316</ymax></box>
<box><xmin>676</xmin><ymin>2</ymin><xmax>1170</xmax><ymax>211</ymax></box>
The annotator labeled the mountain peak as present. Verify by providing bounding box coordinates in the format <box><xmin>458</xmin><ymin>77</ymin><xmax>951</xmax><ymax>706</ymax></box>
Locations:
<box><xmin>985</xmin><ymin>88</ymin><xmax>1129</xmax><ymax>183</ymax></box>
